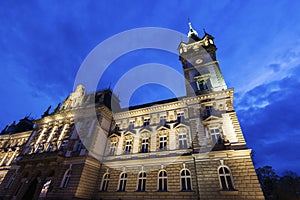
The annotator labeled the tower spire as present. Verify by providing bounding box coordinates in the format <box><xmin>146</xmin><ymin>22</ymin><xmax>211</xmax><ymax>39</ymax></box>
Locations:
<box><xmin>187</xmin><ymin>19</ymin><xmax>200</xmax><ymax>42</ymax></box>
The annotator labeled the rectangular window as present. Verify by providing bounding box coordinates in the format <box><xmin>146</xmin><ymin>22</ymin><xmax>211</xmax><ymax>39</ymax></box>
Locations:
<box><xmin>143</xmin><ymin>118</ymin><xmax>150</xmax><ymax>127</ymax></box>
<box><xmin>205</xmin><ymin>106</ymin><xmax>213</xmax><ymax>116</ymax></box>
<box><xmin>141</xmin><ymin>138</ymin><xmax>149</xmax><ymax>153</ymax></box>
<box><xmin>178</xmin><ymin>133</ymin><xmax>187</xmax><ymax>149</ymax></box>
<box><xmin>115</xmin><ymin>124</ymin><xmax>120</xmax><ymax>131</ymax></box>
<box><xmin>109</xmin><ymin>142</ymin><xmax>117</xmax><ymax>155</ymax></box>
<box><xmin>197</xmin><ymin>80</ymin><xmax>208</xmax><ymax>91</ymax></box>
<box><xmin>210</xmin><ymin>128</ymin><xmax>221</xmax><ymax>144</ymax></box>
<box><xmin>129</xmin><ymin>121</ymin><xmax>135</xmax><ymax>129</ymax></box>
<box><xmin>160</xmin><ymin>115</ymin><xmax>166</xmax><ymax>125</ymax></box>
<box><xmin>159</xmin><ymin>136</ymin><xmax>167</xmax><ymax>150</ymax></box>
<box><xmin>124</xmin><ymin>140</ymin><xmax>132</xmax><ymax>153</ymax></box>
<box><xmin>177</xmin><ymin>112</ymin><xmax>184</xmax><ymax>123</ymax></box>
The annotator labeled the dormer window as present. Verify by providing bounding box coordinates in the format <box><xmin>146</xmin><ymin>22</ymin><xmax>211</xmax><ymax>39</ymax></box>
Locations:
<box><xmin>209</xmin><ymin>39</ymin><xmax>214</xmax><ymax>44</ymax></box>
<box><xmin>160</xmin><ymin>115</ymin><xmax>166</xmax><ymax>125</ymax></box>
<box><xmin>143</xmin><ymin>118</ymin><xmax>150</xmax><ymax>127</ymax></box>
<box><xmin>177</xmin><ymin>112</ymin><xmax>184</xmax><ymax>123</ymax></box>
<box><xmin>129</xmin><ymin>121</ymin><xmax>135</xmax><ymax>129</ymax></box>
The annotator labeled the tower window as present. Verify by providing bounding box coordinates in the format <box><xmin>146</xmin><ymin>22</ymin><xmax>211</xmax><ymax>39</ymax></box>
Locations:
<box><xmin>158</xmin><ymin>170</ymin><xmax>168</xmax><ymax>191</ymax></box>
<box><xmin>178</xmin><ymin>133</ymin><xmax>187</xmax><ymax>149</ymax></box>
<box><xmin>159</xmin><ymin>136</ymin><xmax>167</xmax><ymax>150</ymax></box>
<box><xmin>100</xmin><ymin>173</ymin><xmax>110</xmax><ymax>191</ymax></box>
<box><xmin>137</xmin><ymin>172</ymin><xmax>146</xmax><ymax>191</ymax></box>
<box><xmin>218</xmin><ymin>166</ymin><xmax>235</xmax><ymax>190</ymax></box>
<box><xmin>118</xmin><ymin>172</ymin><xmax>127</xmax><ymax>192</ymax></box>
<box><xmin>141</xmin><ymin>138</ymin><xmax>149</xmax><ymax>153</ymax></box>
<box><xmin>180</xmin><ymin>169</ymin><xmax>192</xmax><ymax>191</ymax></box>
<box><xmin>197</xmin><ymin>80</ymin><xmax>208</xmax><ymax>91</ymax></box>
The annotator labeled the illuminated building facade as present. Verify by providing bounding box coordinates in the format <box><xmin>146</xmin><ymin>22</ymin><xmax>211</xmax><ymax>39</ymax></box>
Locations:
<box><xmin>0</xmin><ymin>24</ymin><xmax>264</xmax><ymax>200</ymax></box>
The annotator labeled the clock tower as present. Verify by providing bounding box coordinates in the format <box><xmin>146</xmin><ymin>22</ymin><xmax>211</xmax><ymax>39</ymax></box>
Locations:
<box><xmin>178</xmin><ymin>22</ymin><xmax>227</xmax><ymax>96</ymax></box>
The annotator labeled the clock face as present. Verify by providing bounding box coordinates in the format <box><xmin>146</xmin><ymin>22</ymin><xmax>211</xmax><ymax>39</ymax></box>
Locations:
<box><xmin>195</xmin><ymin>58</ymin><xmax>203</xmax><ymax>64</ymax></box>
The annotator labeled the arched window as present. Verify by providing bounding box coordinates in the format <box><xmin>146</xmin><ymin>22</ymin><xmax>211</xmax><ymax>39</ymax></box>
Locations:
<box><xmin>100</xmin><ymin>173</ymin><xmax>110</xmax><ymax>191</ymax></box>
<box><xmin>158</xmin><ymin>170</ymin><xmax>167</xmax><ymax>191</ymax></box>
<box><xmin>118</xmin><ymin>172</ymin><xmax>127</xmax><ymax>191</ymax></box>
<box><xmin>218</xmin><ymin>166</ymin><xmax>235</xmax><ymax>190</ymax></box>
<box><xmin>60</xmin><ymin>169</ymin><xmax>71</xmax><ymax>188</ymax></box>
<box><xmin>137</xmin><ymin>172</ymin><xmax>146</xmax><ymax>191</ymax></box>
<box><xmin>180</xmin><ymin>169</ymin><xmax>192</xmax><ymax>191</ymax></box>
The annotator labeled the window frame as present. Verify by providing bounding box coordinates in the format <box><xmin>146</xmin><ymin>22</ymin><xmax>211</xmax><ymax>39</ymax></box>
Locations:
<box><xmin>159</xmin><ymin>135</ymin><xmax>167</xmax><ymax>150</ymax></box>
<box><xmin>210</xmin><ymin>128</ymin><xmax>221</xmax><ymax>144</ymax></box>
<box><xmin>180</xmin><ymin>168</ymin><xmax>192</xmax><ymax>191</ymax></box>
<box><xmin>124</xmin><ymin>140</ymin><xmax>132</xmax><ymax>154</ymax></box>
<box><xmin>157</xmin><ymin>170</ymin><xmax>168</xmax><ymax>191</ymax></box>
<box><xmin>141</xmin><ymin>138</ymin><xmax>149</xmax><ymax>153</ymax></box>
<box><xmin>218</xmin><ymin>165</ymin><xmax>235</xmax><ymax>191</ymax></box>
<box><xmin>178</xmin><ymin>133</ymin><xmax>188</xmax><ymax>149</ymax></box>
<box><xmin>60</xmin><ymin>169</ymin><xmax>72</xmax><ymax>188</ymax></box>
<box><xmin>118</xmin><ymin>172</ymin><xmax>127</xmax><ymax>192</ymax></box>
<box><xmin>100</xmin><ymin>173</ymin><xmax>110</xmax><ymax>192</ymax></box>
<box><xmin>137</xmin><ymin>171</ymin><xmax>146</xmax><ymax>192</ymax></box>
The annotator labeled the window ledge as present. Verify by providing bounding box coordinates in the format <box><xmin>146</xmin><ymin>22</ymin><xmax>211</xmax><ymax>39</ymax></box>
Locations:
<box><xmin>219</xmin><ymin>189</ymin><xmax>239</xmax><ymax>195</ymax></box>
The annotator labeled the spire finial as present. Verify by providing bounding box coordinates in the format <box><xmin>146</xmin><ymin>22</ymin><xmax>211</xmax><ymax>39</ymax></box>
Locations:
<box><xmin>188</xmin><ymin>18</ymin><xmax>193</xmax><ymax>30</ymax></box>
<box><xmin>203</xmin><ymin>28</ymin><xmax>207</xmax><ymax>34</ymax></box>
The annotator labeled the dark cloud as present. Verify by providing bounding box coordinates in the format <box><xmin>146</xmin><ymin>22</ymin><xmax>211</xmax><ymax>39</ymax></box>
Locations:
<box><xmin>236</xmin><ymin>71</ymin><xmax>300</xmax><ymax>174</ymax></box>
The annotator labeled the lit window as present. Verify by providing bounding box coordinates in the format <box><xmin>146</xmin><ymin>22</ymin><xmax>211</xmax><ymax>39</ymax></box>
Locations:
<box><xmin>118</xmin><ymin>172</ymin><xmax>127</xmax><ymax>192</ymax></box>
<box><xmin>159</xmin><ymin>136</ymin><xmax>167</xmax><ymax>150</ymax></box>
<box><xmin>124</xmin><ymin>140</ymin><xmax>132</xmax><ymax>153</ymax></box>
<box><xmin>180</xmin><ymin>169</ymin><xmax>192</xmax><ymax>191</ymax></box>
<box><xmin>39</xmin><ymin>180</ymin><xmax>52</xmax><ymax>197</ymax></box>
<box><xmin>210</xmin><ymin>128</ymin><xmax>221</xmax><ymax>144</ymax></box>
<box><xmin>160</xmin><ymin>115</ymin><xmax>166</xmax><ymax>125</ymax></box>
<box><xmin>137</xmin><ymin>172</ymin><xmax>146</xmax><ymax>191</ymax></box>
<box><xmin>158</xmin><ymin>170</ymin><xmax>168</xmax><ymax>191</ymax></box>
<box><xmin>178</xmin><ymin>133</ymin><xmax>187</xmax><ymax>149</ymax></box>
<box><xmin>218</xmin><ymin>166</ymin><xmax>235</xmax><ymax>190</ymax></box>
<box><xmin>143</xmin><ymin>118</ymin><xmax>150</xmax><ymax>127</ymax></box>
<box><xmin>177</xmin><ymin>112</ymin><xmax>184</xmax><ymax>123</ymax></box>
<box><xmin>100</xmin><ymin>173</ymin><xmax>110</xmax><ymax>191</ymax></box>
<box><xmin>60</xmin><ymin>169</ymin><xmax>71</xmax><ymax>188</ymax></box>
<box><xmin>141</xmin><ymin>138</ymin><xmax>149</xmax><ymax>153</ymax></box>
<box><xmin>109</xmin><ymin>142</ymin><xmax>117</xmax><ymax>155</ymax></box>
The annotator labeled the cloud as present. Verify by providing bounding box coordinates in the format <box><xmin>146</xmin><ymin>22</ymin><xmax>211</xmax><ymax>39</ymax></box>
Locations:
<box><xmin>236</xmin><ymin>68</ymin><xmax>300</xmax><ymax>174</ymax></box>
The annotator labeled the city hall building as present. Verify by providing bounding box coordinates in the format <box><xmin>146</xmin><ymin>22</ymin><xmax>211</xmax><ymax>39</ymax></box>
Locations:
<box><xmin>0</xmin><ymin>23</ymin><xmax>264</xmax><ymax>199</ymax></box>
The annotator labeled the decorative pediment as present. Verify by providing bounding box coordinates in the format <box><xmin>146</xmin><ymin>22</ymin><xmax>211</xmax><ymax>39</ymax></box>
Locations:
<box><xmin>156</xmin><ymin>125</ymin><xmax>169</xmax><ymax>131</ymax></box>
<box><xmin>202</xmin><ymin>115</ymin><xmax>222</xmax><ymax>124</ymax></box>
<box><xmin>174</xmin><ymin>122</ymin><xmax>189</xmax><ymax>129</ymax></box>
<box><xmin>124</xmin><ymin>130</ymin><xmax>136</xmax><ymax>135</ymax></box>
<box><xmin>139</xmin><ymin>127</ymin><xmax>152</xmax><ymax>133</ymax></box>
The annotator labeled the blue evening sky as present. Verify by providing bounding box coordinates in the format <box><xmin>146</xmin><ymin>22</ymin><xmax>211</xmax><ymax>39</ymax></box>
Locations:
<box><xmin>1</xmin><ymin>1</ymin><xmax>300</xmax><ymax>174</ymax></box>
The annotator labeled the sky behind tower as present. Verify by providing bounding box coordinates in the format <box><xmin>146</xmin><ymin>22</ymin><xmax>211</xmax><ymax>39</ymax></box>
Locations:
<box><xmin>0</xmin><ymin>0</ymin><xmax>300</xmax><ymax>174</ymax></box>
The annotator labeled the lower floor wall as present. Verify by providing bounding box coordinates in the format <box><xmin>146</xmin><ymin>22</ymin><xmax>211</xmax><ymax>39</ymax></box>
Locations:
<box><xmin>0</xmin><ymin>150</ymin><xmax>265</xmax><ymax>200</ymax></box>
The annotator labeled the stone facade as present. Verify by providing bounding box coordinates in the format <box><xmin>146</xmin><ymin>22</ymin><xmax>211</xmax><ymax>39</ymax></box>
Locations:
<box><xmin>0</xmin><ymin>23</ymin><xmax>264</xmax><ymax>199</ymax></box>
